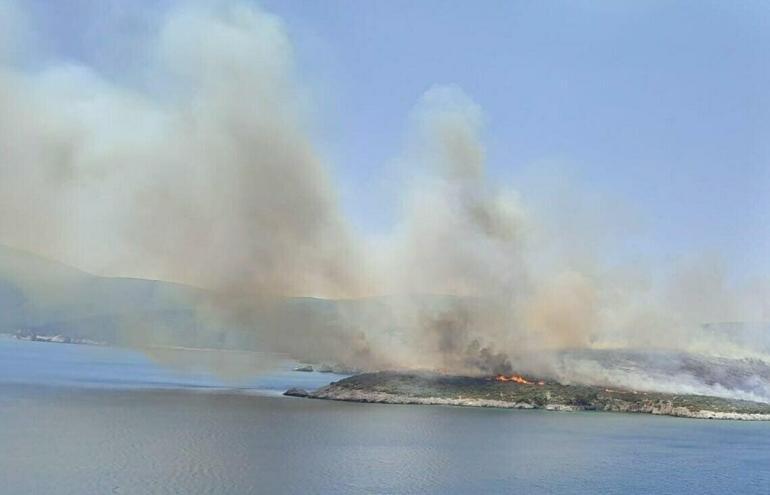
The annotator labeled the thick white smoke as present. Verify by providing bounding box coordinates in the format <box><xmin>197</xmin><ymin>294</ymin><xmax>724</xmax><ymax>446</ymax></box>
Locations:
<box><xmin>1</xmin><ymin>1</ymin><xmax>768</xmax><ymax>392</ymax></box>
<box><xmin>0</xmin><ymin>2</ymin><xmax>362</xmax><ymax>299</ymax></box>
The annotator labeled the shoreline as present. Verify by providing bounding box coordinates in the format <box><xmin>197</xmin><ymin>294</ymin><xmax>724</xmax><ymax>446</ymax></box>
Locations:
<box><xmin>306</xmin><ymin>389</ymin><xmax>770</xmax><ymax>421</ymax></box>
<box><xmin>289</xmin><ymin>372</ymin><xmax>770</xmax><ymax>421</ymax></box>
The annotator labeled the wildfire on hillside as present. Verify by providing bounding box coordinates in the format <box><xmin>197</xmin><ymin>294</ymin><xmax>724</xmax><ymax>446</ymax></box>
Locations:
<box><xmin>495</xmin><ymin>374</ymin><xmax>544</xmax><ymax>385</ymax></box>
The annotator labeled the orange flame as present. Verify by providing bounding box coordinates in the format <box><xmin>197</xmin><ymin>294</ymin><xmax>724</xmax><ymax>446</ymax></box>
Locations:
<box><xmin>495</xmin><ymin>374</ymin><xmax>538</xmax><ymax>385</ymax></box>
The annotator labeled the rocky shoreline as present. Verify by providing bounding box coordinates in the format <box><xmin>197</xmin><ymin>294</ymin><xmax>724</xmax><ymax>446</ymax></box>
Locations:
<box><xmin>286</xmin><ymin>372</ymin><xmax>770</xmax><ymax>421</ymax></box>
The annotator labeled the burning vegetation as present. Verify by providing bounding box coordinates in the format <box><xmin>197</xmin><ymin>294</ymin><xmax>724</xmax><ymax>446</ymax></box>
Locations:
<box><xmin>494</xmin><ymin>374</ymin><xmax>545</xmax><ymax>385</ymax></box>
<box><xmin>302</xmin><ymin>372</ymin><xmax>770</xmax><ymax>420</ymax></box>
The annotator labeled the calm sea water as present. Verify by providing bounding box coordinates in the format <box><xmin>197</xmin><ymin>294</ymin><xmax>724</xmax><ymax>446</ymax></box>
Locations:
<box><xmin>1</xmin><ymin>337</ymin><xmax>769</xmax><ymax>494</ymax></box>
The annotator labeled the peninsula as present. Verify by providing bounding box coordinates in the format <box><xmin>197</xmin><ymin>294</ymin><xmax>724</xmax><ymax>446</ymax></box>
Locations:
<box><xmin>286</xmin><ymin>371</ymin><xmax>770</xmax><ymax>421</ymax></box>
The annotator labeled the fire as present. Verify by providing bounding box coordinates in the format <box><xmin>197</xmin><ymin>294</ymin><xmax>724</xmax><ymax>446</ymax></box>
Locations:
<box><xmin>495</xmin><ymin>374</ymin><xmax>541</xmax><ymax>385</ymax></box>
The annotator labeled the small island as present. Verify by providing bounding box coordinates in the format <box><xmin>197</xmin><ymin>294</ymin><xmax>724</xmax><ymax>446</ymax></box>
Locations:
<box><xmin>288</xmin><ymin>371</ymin><xmax>770</xmax><ymax>421</ymax></box>
<box><xmin>8</xmin><ymin>330</ymin><xmax>104</xmax><ymax>346</ymax></box>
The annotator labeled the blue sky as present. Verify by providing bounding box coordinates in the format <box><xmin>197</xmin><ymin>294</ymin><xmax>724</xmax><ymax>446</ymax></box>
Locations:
<box><xmin>262</xmin><ymin>1</ymin><xmax>770</xmax><ymax>272</ymax></box>
<box><xmin>14</xmin><ymin>0</ymin><xmax>770</xmax><ymax>275</ymax></box>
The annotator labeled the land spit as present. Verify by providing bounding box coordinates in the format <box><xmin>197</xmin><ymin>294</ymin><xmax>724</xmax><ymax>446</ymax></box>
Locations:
<box><xmin>286</xmin><ymin>371</ymin><xmax>770</xmax><ymax>421</ymax></box>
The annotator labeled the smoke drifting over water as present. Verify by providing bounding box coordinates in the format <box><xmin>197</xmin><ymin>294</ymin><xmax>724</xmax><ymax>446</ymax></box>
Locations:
<box><xmin>1</xmin><ymin>2</ymin><xmax>768</xmax><ymax>396</ymax></box>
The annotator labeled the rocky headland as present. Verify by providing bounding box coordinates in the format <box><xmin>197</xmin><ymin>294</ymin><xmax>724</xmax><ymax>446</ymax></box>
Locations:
<box><xmin>287</xmin><ymin>371</ymin><xmax>770</xmax><ymax>421</ymax></box>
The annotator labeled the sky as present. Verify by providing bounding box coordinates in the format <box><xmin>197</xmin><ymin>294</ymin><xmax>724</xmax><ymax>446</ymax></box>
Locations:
<box><xmin>3</xmin><ymin>0</ymin><xmax>770</xmax><ymax>277</ymax></box>
<box><xmin>263</xmin><ymin>0</ymin><xmax>770</xmax><ymax>274</ymax></box>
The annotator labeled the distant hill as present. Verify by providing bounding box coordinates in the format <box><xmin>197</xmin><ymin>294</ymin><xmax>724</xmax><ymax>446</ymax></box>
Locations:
<box><xmin>0</xmin><ymin>245</ymin><xmax>224</xmax><ymax>346</ymax></box>
<box><xmin>0</xmin><ymin>245</ymin><xmax>376</xmax><ymax>355</ymax></box>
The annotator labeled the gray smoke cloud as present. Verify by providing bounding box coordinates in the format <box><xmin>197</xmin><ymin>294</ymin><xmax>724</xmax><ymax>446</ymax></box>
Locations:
<box><xmin>1</xmin><ymin>1</ymin><xmax>768</xmax><ymax>395</ymax></box>
<box><xmin>0</xmin><ymin>2</ymin><xmax>362</xmax><ymax>298</ymax></box>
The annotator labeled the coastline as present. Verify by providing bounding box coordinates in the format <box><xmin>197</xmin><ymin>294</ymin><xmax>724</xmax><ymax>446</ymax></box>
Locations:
<box><xmin>289</xmin><ymin>372</ymin><xmax>770</xmax><ymax>421</ymax></box>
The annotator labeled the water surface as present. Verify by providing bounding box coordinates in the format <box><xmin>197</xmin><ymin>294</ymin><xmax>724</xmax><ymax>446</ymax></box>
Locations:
<box><xmin>1</xmin><ymin>338</ymin><xmax>769</xmax><ymax>494</ymax></box>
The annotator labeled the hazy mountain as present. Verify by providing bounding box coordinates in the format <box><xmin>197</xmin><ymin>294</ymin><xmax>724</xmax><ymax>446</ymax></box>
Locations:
<box><xmin>0</xmin><ymin>245</ymin><xmax>359</xmax><ymax>353</ymax></box>
<box><xmin>0</xmin><ymin>245</ymin><xmax>210</xmax><ymax>345</ymax></box>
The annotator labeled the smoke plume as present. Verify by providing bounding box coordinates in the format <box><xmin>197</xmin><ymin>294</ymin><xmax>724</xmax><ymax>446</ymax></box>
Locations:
<box><xmin>0</xmin><ymin>1</ymin><xmax>768</xmax><ymax>395</ymax></box>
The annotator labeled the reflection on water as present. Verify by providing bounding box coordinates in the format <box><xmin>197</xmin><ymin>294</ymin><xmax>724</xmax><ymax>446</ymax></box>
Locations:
<box><xmin>0</xmin><ymin>335</ymin><xmax>347</xmax><ymax>394</ymax></box>
<box><xmin>1</xmin><ymin>337</ymin><xmax>769</xmax><ymax>494</ymax></box>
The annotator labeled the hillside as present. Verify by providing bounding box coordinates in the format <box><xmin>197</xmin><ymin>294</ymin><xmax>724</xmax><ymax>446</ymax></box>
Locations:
<box><xmin>300</xmin><ymin>371</ymin><xmax>770</xmax><ymax>420</ymax></box>
<box><xmin>0</xmin><ymin>245</ymin><xmax>215</xmax><ymax>346</ymax></box>
<box><xmin>0</xmin><ymin>246</ymin><xmax>361</xmax><ymax>353</ymax></box>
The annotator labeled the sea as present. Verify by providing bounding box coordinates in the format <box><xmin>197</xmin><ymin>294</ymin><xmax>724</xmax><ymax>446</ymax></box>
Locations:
<box><xmin>1</xmin><ymin>336</ymin><xmax>769</xmax><ymax>494</ymax></box>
